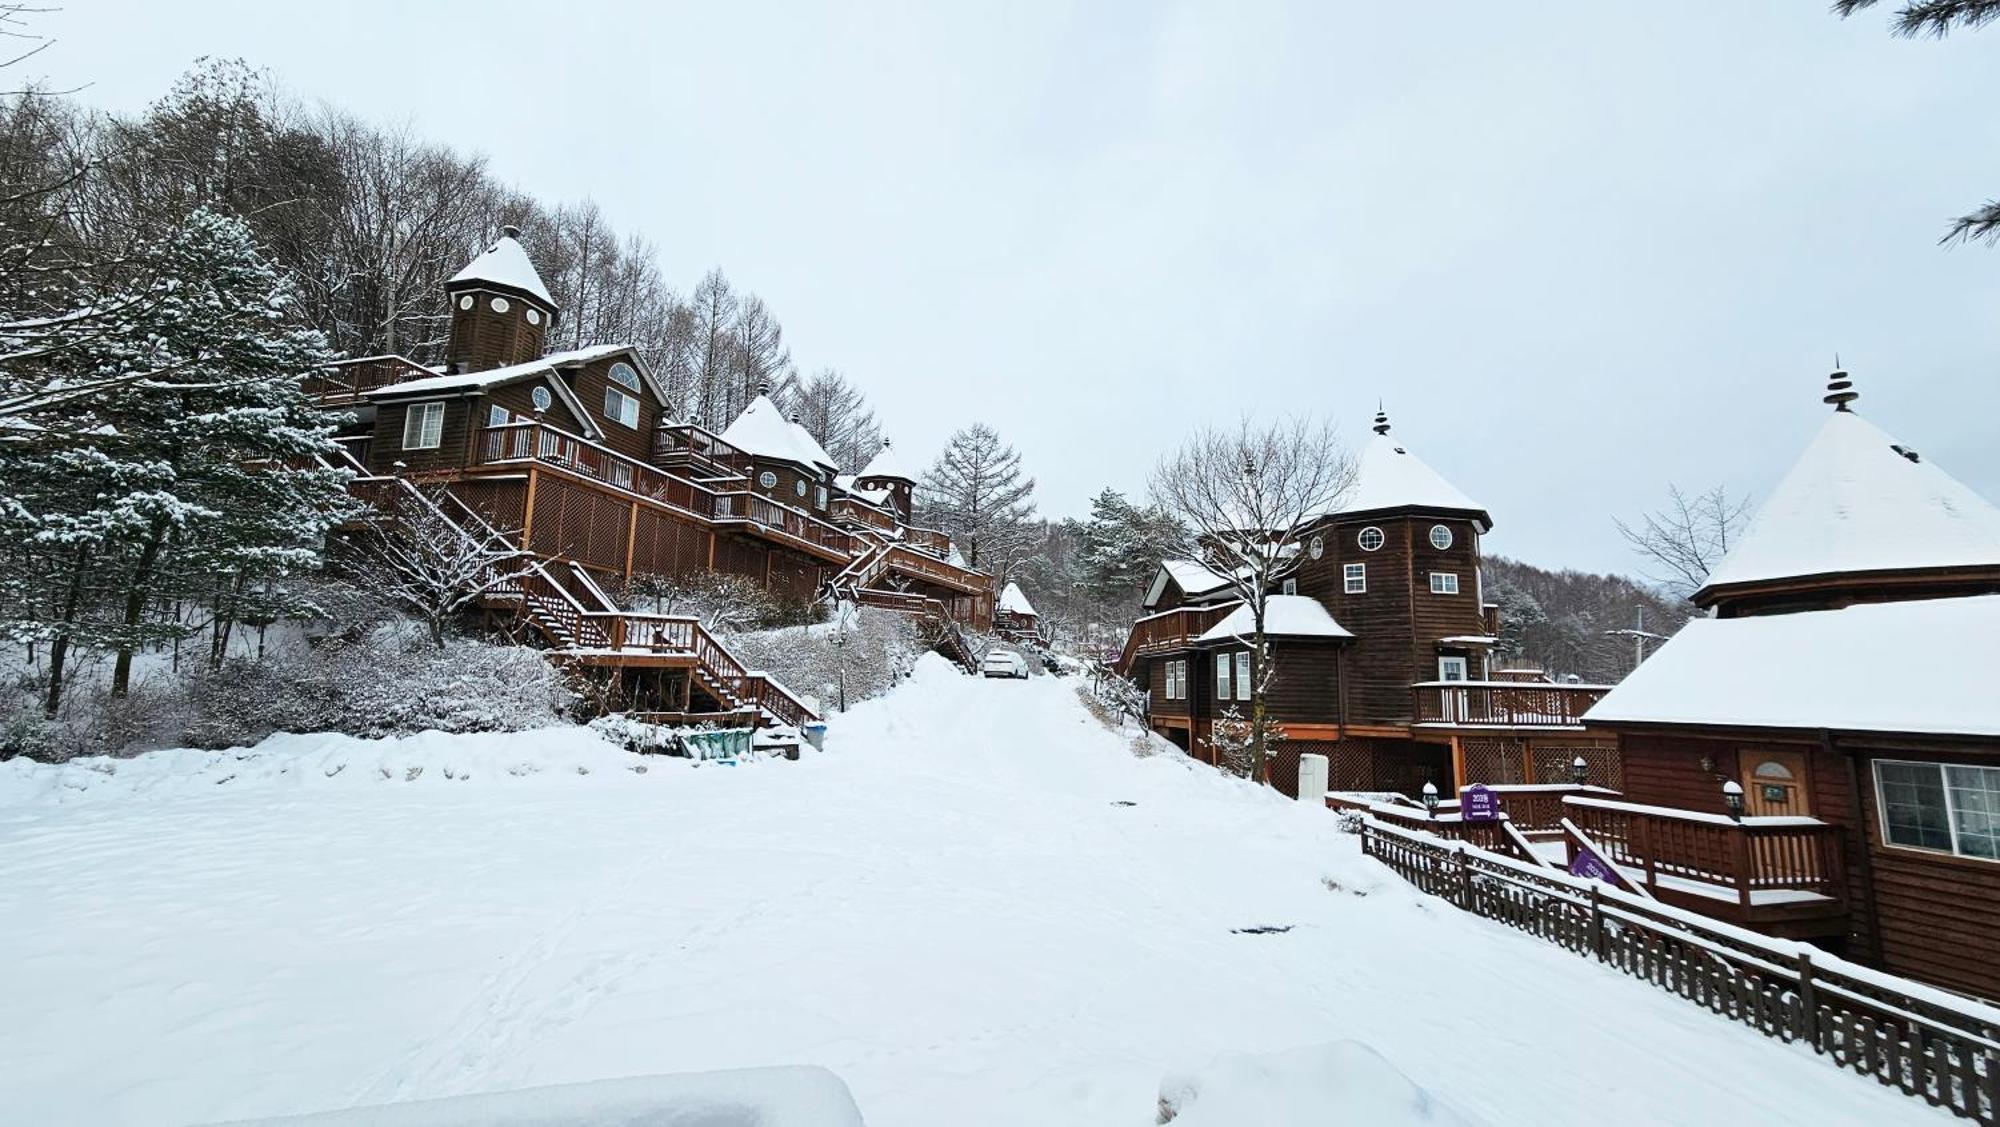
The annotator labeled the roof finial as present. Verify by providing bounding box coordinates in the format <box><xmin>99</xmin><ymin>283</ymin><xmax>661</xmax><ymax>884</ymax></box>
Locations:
<box><xmin>500</xmin><ymin>223</ymin><xmax>521</xmax><ymax>239</ymax></box>
<box><xmin>881</xmin><ymin>436</ymin><xmax>892</xmax><ymax>449</ymax></box>
<box><xmin>1823</xmin><ymin>357</ymin><xmax>1858</xmax><ymax>412</ymax></box>
<box><xmin>1373</xmin><ymin>402</ymin><xmax>1391</xmax><ymax>436</ymax></box>
<box><xmin>756</xmin><ymin>379</ymin><xmax>771</xmax><ymax>399</ymax></box>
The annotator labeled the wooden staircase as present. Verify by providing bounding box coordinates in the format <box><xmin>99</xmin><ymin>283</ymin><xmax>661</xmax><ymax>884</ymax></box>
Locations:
<box><xmin>825</xmin><ymin>533</ymin><xmax>982</xmax><ymax>672</ymax></box>
<box><xmin>338</xmin><ymin>460</ymin><xmax>820</xmax><ymax>729</ymax></box>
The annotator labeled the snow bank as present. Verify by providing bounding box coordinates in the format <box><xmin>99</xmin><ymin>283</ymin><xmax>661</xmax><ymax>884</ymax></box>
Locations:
<box><xmin>1159</xmin><ymin>1041</ymin><xmax>1482</xmax><ymax>1126</ymax></box>
<box><xmin>207</xmin><ymin>1066</ymin><xmax>864</xmax><ymax>1126</ymax></box>
<box><xmin>0</xmin><ymin>725</ymin><xmax>705</xmax><ymax>805</ymax></box>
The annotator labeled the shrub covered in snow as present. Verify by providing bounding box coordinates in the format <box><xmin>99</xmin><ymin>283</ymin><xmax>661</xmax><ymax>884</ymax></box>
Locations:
<box><xmin>721</xmin><ymin>604</ymin><xmax>919</xmax><ymax>712</ymax></box>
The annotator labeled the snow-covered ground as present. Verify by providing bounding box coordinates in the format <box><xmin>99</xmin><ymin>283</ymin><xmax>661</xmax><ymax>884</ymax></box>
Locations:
<box><xmin>0</xmin><ymin>657</ymin><xmax>1942</xmax><ymax>1126</ymax></box>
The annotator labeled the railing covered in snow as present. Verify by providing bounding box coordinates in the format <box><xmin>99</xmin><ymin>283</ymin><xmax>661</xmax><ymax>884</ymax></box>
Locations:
<box><xmin>1410</xmin><ymin>680</ymin><xmax>1610</xmax><ymax>727</ymax></box>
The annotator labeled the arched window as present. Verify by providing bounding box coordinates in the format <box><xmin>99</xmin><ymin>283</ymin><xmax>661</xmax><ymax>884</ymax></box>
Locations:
<box><xmin>603</xmin><ymin>362</ymin><xmax>641</xmax><ymax>428</ymax></box>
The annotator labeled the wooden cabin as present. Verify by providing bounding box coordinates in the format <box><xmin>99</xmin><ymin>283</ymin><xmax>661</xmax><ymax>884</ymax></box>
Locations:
<box><xmin>1116</xmin><ymin>409</ymin><xmax>1615</xmax><ymax>798</ymax></box>
<box><xmin>309</xmin><ymin>225</ymin><xmax>997</xmax><ymax>718</ymax></box>
<box><xmin>1584</xmin><ymin>368</ymin><xmax>2000</xmax><ymax>1000</ymax></box>
<box><xmin>994</xmin><ymin>581</ymin><xmax>1043</xmax><ymax>645</ymax></box>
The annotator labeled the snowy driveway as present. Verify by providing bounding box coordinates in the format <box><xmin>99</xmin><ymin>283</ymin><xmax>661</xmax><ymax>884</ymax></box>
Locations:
<box><xmin>0</xmin><ymin>660</ymin><xmax>1944</xmax><ymax>1126</ymax></box>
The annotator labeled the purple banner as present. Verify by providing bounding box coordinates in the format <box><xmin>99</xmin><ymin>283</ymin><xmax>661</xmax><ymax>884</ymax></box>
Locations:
<box><xmin>1460</xmin><ymin>784</ymin><xmax>1500</xmax><ymax>823</ymax></box>
<box><xmin>1569</xmin><ymin>847</ymin><xmax>1617</xmax><ymax>884</ymax></box>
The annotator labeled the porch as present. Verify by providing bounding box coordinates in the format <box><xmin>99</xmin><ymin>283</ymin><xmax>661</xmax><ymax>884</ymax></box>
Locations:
<box><xmin>1411</xmin><ymin>680</ymin><xmax>1611</xmax><ymax>728</ymax></box>
<box><xmin>1113</xmin><ymin>603</ymin><xmax>1237</xmax><ymax>673</ymax></box>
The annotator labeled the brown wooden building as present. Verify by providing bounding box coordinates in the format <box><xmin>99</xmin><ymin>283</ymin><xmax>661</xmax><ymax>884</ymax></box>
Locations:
<box><xmin>1584</xmin><ymin>369</ymin><xmax>2000</xmax><ymax>1000</ymax></box>
<box><xmin>1117</xmin><ymin>409</ymin><xmax>1616</xmax><ymax>798</ymax></box>
<box><xmin>308</xmin><ymin>226</ymin><xmax>996</xmax><ymax>723</ymax></box>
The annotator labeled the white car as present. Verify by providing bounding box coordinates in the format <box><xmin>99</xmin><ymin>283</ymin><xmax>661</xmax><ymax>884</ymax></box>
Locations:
<box><xmin>981</xmin><ymin>651</ymin><xmax>1029</xmax><ymax>679</ymax></box>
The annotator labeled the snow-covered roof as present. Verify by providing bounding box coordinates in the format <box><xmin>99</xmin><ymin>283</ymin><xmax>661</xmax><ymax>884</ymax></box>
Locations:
<box><xmin>1144</xmin><ymin>559</ymin><xmax>1242</xmax><ymax>608</ymax></box>
<box><xmin>1197</xmin><ymin>595</ymin><xmax>1353</xmax><ymax>643</ymax></box>
<box><xmin>365</xmin><ymin>344</ymin><xmax>632</xmax><ymax>398</ymax></box>
<box><xmin>448</xmin><ymin>228</ymin><xmax>556</xmax><ymax>308</ymax></box>
<box><xmin>787</xmin><ymin>418</ymin><xmax>839</xmax><ymax>471</ymax></box>
<box><xmin>857</xmin><ymin>438</ymin><xmax>913</xmax><ymax>483</ymax></box>
<box><xmin>720</xmin><ymin>395</ymin><xmax>829</xmax><ymax>471</ymax></box>
<box><xmin>998</xmin><ymin>582</ymin><xmax>1037</xmax><ymax>618</ymax></box>
<box><xmin>1585</xmin><ymin>594</ymin><xmax>2000</xmax><ymax>737</ymax></box>
<box><xmin>1333</xmin><ymin>413</ymin><xmax>1490</xmax><ymax>529</ymax></box>
<box><xmin>1699</xmin><ymin>406</ymin><xmax>2000</xmax><ymax>596</ymax></box>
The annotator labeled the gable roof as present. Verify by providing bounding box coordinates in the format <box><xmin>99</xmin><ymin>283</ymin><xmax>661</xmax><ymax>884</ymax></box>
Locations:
<box><xmin>1334</xmin><ymin>421</ymin><xmax>1490</xmax><ymax>530</ymax></box>
<box><xmin>998</xmin><ymin>581</ymin><xmax>1037</xmax><ymax>618</ymax></box>
<box><xmin>857</xmin><ymin>439</ymin><xmax>913</xmax><ymax>483</ymax></box>
<box><xmin>448</xmin><ymin>229</ymin><xmax>556</xmax><ymax>308</ymax></box>
<box><xmin>1584</xmin><ymin>594</ymin><xmax>2000</xmax><ymax>738</ymax></box>
<box><xmin>1142</xmin><ymin>559</ymin><xmax>1244</xmax><ymax>609</ymax></box>
<box><xmin>720</xmin><ymin>394</ymin><xmax>830</xmax><ymax>471</ymax></box>
<box><xmin>1698</xmin><ymin>406</ymin><xmax>2000</xmax><ymax>597</ymax></box>
<box><xmin>1196</xmin><ymin>595</ymin><xmax>1353</xmax><ymax>643</ymax></box>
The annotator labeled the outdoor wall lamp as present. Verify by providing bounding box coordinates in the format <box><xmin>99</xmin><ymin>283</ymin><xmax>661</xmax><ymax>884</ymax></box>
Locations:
<box><xmin>1570</xmin><ymin>756</ymin><xmax>1589</xmax><ymax>786</ymax></box>
<box><xmin>1699</xmin><ymin>753</ymin><xmax>1716</xmax><ymax>775</ymax></box>
<box><xmin>1422</xmin><ymin>781</ymin><xmax>1440</xmax><ymax>819</ymax></box>
<box><xmin>1722</xmin><ymin>779</ymin><xmax>1745</xmax><ymax>821</ymax></box>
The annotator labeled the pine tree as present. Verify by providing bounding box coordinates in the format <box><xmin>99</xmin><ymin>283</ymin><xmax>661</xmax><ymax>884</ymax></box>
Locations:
<box><xmin>1077</xmin><ymin>487</ymin><xmax>1190</xmax><ymax>609</ymax></box>
<box><xmin>0</xmin><ymin>208</ymin><xmax>351</xmax><ymax>713</ymax></box>
<box><xmin>919</xmin><ymin>423</ymin><xmax>1037</xmax><ymax>577</ymax></box>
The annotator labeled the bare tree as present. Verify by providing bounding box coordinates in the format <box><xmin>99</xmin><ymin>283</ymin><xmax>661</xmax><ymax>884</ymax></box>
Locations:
<box><xmin>347</xmin><ymin>486</ymin><xmax>534</xmax><ymax>649</ymax></box>
<box><xmin>788</xmin><ymin>367</ymin><xmax>879</xmax><ymax>470</ymax></box>
<box><xmin>1836</xmin><ymin>0</ymin><xmax>2000</xmax><ymax>244</ymax></box>
<box><xmin>1149</xmin><ymin>417</ymin><xmax>1354</xmax><ymax>779</ymax></box>
<box><xmin>1614</xmin><ymin>484</ymin><xmax>1751</xmax><ymax>601</ymax></box>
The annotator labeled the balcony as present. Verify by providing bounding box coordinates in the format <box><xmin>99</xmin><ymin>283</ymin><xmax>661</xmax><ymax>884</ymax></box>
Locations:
<box><xmin>1562</xmin><ymin>795</ymin><xmax>1848</xmax><ymax>935</ymax></box>
<box><xmin>651</xmin><ymin>423</ymin><xmax>753</xmax><ymax>482</ymax></box>
<box><xmin>303</xmin><ymin>356</ymin><xmax>433</xmax><ymax>406</ymax></box>
<box><xmin>1114</xmin><ymin>603</ymin><xmax>1238</xmax><ymax>673</ymax></box>
<box><xmin>1411</xmin><ymin>680</ymin><xmax>1610</xmax><ymax>728</ymax></box>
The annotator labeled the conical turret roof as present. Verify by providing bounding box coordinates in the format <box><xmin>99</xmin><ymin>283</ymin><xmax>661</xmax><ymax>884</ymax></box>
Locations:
<box><xmin>448</xmin><ymin>226</ymin><xmax>556</xmax><ymax>309</ymax></box>
<box><xmin>858</xmin><ymin>437</ymin><xmax>913</xmax><ymax>483</ymax></box>
<box><xmin>1334</xmin><ymin>408</ymin><xmax>1490</xmax><ymax>529</ymax></box>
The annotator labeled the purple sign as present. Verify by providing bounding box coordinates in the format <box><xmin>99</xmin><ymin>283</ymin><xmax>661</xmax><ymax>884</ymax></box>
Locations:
<box><xmin>1459</xmin><ymin>784</ymin><xmax>1500</xmax><ymax>823</ymax></box>
<box><xmin>1569</xmin><ymin>846</ymin><xmax>1617</xmax><ymax>884</ymax></box>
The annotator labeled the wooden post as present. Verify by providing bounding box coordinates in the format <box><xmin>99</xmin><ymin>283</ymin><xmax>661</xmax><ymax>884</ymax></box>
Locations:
<box><xmin>1732</xmin><ymin>827</ymin><xmax>1753</xmax><ymax>908</ymax></box>
<box><xmin>624</xmin><ymin>501</ymin><xmax>640</xmax><ymax>578</ymax></box>
<box><xmin>1450</xmin><ymin>736</ymin><xmax>1466</xmax><ymax>791</ymax></box>
<box><xmin>1796</xmin><ymin>951</ymin><xmax>1819</xmax><ymax>1049</ymax></box>
<box><xmin>1636</xmin><ymin>814</ymin><xmax>1658</xmax><ymax>892</ymax></box>
<box><xmin>1588</xmin><ymin>884</ymin><xmax>1605</xmax><ymax>961</ymax></box>
<box><xmin>707</xmin><ymin>531</ymin><xmax>717</xmax><ymax>570</ymax></box>
<box><xmin>520</xmin><ymin>466</ymin><xmax>540</xmax><ymax>551</ymax></box>
<box><xmin>1456</xmin><ymin>846</ymin><xmax>1474</xmax><ymax>909</ymax></box>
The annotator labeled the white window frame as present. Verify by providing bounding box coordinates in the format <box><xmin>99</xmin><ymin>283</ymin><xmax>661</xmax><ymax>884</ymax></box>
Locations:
<box><xmin>758</xmin><ymin>470</ymin><xmax>778</xmax><ymax>489</ymax></box>
<box><xmin>1429</xmin><ymin>523</ymin><xmax>1454</xmax><ymax>550</ymax></box>
<box><xmin>603</xmin><ymin>385</ymin><xmax>640</xmax><ymax>429</ymax></box>
<box><xmin>1874</xmin><ymin>759</ymin><xmax>2000</xmax><ymax>863</ymax></box>
<box><xmin>1438</xmin><ymin>656</ymin><xmax>1469</xmax><ymax>682</ymax></box>
<box><xmin>487</xmin><ymin>404</ymin><xmax>510</xmax><ymax>428</ymax></box>
<box><xmin>402</xmin><ymin>401</ymin><xmax>444</xmax><ymax>450</ymax></box>
<box><xmin>1165</xmin><ymin>659</ymin><xmax>1182</xmax><ymax>701</ymax></box>
<box><xmin>1214</xmin><ymin>652</ymin><xmax>1232</xmax><ymax>701</ymax></box>
<box><xmin>1357</xmin><ymin>526</ymin><xmax>1385</xmax><ymax>552</ymax></box>
<box><xmin>816</xmin><ymin>485</ymin><xmax>829</xmax><ymax>509</ymax></box>
<box><xmin>1234</xmin><ymin>651</ymin><xmax>1250</xmax><ymax>701</ymax></box>
<box><xmin>1344</xmin><ymin>563</ymin><xmax>1366</xmax><ymax>594</ymax></box>
<box><xmin>1281</xmin><ymin>578</ymin><xmax>1298</xmax><ymax>596</ymax></box>
<box><xmin>1430</xmin><ymin>572</ymin><xmax>1460</xmax><ymax>595</ymax></box>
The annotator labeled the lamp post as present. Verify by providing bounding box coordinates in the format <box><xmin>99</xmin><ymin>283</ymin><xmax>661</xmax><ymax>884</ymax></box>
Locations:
<box><xmin>1722</xmin><ymin>779</ymin><xmax>1745</xmax><ymax>821</ymax></box>
<box><xmin>1570</xmin><ymin>756</ymin><xmax>1589</xmax><ymax>787</ymax></box>
<box><xmin>1422</xmin><ymin>781</ymin><xmax>1440</xmax><ymax>820</ymax></box>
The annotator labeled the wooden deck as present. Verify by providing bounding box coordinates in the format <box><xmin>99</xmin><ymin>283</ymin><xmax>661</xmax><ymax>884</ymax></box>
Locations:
<box><xmin>1411</xmin><ymin>680</ymin><xmax>1610</xmax><ymax>729</ymax></box>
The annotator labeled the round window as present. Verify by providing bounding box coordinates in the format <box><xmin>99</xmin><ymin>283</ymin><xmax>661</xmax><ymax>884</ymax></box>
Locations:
<box><xmin>1429</xmin><ymin>524</ymin><xmax>1453</xmax><ymax>550</ymax></box>
<box><xmin>1308</xmin><ymin>535</ymin><xmax>1324</xmax><ymax>560</ymax></box>
<box><xmin>794</xmin><ymin>479</ymin><xmax>807</xmax><ymax>497</ymax></box>
<box><xmin>490</xmin><ymin>296</ymin><xmax>510</xmax><ymax>313</ymax></box>
<box><xmin>530</xmin><ymin>386</ymin><xmax>553</xmax><ymax>412</ymax></box>
<box><xmin>1358</xmin><ymin>526</ymin><xmax>1385</xmax><ymax>552</ymax></box>
<box><xmin>758</xmin><ymin>471</ymin><xmax>778</xmax><ymax>489</ymax></box>
<box><xmin>457</xmin><ymin>295</ymin><xmax>474</xmax><ymax>311</ymax></box>
<box><xmin>525</xmin><ymin>307</ymin><xmax>541</xmax><ymax>325</ymax></box>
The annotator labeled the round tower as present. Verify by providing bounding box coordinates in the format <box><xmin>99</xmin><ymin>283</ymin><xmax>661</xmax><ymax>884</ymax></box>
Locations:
<box><xmin>445</xmin><ymin>225</ymin><xmax>559</xmax><ymax>373</ymax></box>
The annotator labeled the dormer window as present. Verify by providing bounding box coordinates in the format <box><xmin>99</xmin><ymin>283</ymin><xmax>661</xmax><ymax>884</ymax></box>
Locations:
<box><xmin>604</xmin><ymin>362</ymin><xmax>641</xmax><ymax>429</ymax></box>
<box><xmin>1429</xmin><ymin>524</ymin><xmax>1454</xmax><ymax>550</ymax></box>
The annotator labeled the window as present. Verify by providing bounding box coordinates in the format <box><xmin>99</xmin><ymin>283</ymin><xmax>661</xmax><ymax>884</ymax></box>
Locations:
<box><xmin>457</xmin><ymin>295</ymin><xmax>474</xmax><ymax>310</ymax></box>
<box><xmin>1344</xmin><ymin>563</ymin><xmax>1366</xmax><ymax>594</ymax></box>
<box><xmin>1165</xmin><ymin>659</ymin><xmax>1186</xmax><ymax>701</ymax></box>
<box><xmin>1876</xmin><ymin>760</ymin><xmax>2000</xmax><ymax>860</ymax></box>
<box><xmin>1430</xmin><ymin>572</ymin><xmax>1459</xmax><ymax>595</ymax></box>
<box><xmin>758</xmin><ymin>471</ymin><xmax>778</xmax><ymax>489</ymax></box>
<box><xmin>525</xmin><ymin>307</ymin><xmax>541</xmax><ymax>325</ymax></box>
<box><xmin>1215</xmin><ymin>653</ymin><xmax>1232</xmax><ymax>701</ymax></box>
<box><xmin>1429</xmin><ymin>523</ymin><xmax>1454</xmax><ymax>550</ymax></box>
<box><xmin>603</xmin><ymin>362</ymin><xmax>642</xmax><ymax>429</ymax></box>
<box><xmin>1234</xmin><ymin>652</ymin><xmax>1250</xmax><ymax>701</ymax></box>
<box><xmin>531</xmin><ymin>385</ymin><xmax>553</xmax><ymax>412</ymax></box>
<box><xmin>1358</xmin><ymin>526</ymin><xmax>1385</xmax><ymax>552</ymax></box>
<box><xmin>401</xmin><ymin>401</ymin><xmax>444</xmax><ymax>450</ymax></box>
<box><xmin>1438</xmin><ymin>656</ymin><xmax>1469</xmax><ymax>682</ymax></box>
<box><xmin>1281</xmin><ymin>578</ymin><xmax>1298</xmax><ymax>596</ymax></box>
<box><xmin>1308</xmin><ymin>535</ymin><xmax>1325</xmax><ymax>559</ymax></box>
<box><xmin>795</xmin><ymin>479</ymin><xmax>807</xmax><ymax>497</ymax></box>
<box><xmin>490</xmin><ymin>296</ymin><xmax>510</xmax><ymax>313</ymax></box>
<box><xmin>487</xmin><ymin>404</ymin><xmax>510</xmax><ymax>428</ymax></box>
<box><xmin>816</xmin><ymin>485</ymin><xmax>829</xmax><ymax>509</ymax></box>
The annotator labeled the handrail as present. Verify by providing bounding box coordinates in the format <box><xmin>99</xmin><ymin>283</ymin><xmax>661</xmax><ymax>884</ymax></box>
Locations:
<box><xmin>1411</xmin><ymin>681</ymin><xmax>1610</xmax><ymax>727</ymax></box>
<box><xmin>1562</xmin><ymin>795</ymin><xmax>1844</xmax><ymax>904</ymax></box>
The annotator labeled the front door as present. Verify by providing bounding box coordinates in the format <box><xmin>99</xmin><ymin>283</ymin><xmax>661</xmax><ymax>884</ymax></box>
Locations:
<box><xmin>1437</xmin><ymin>656</ymin><xmax>1469</xmax><ymax>721</ymax></box>
<box><xmin>1740</xmin><ymin>750</ymin><xmax>1811</xmax><ymax>817</ymax></box>
<box><xmin>1438</xmin><ymin>656</ymin><xmax>1469</xmax><ymax>682</ymax></box>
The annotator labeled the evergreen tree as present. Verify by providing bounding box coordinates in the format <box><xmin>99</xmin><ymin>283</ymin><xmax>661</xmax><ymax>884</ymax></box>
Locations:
<box><xmin>0</xmin><ymin>208</ymin><xmax>350</xmax><ymax>713</ymax></box>
<box><xmin>918</xmin><ymin>423</ymin><xmax>1036</xmax><ymax>577</ymax></box>
<box><xmin>1076</xmin><ymin>487</ymin><xmax>1190</xmax><ymax>609</ymax></box>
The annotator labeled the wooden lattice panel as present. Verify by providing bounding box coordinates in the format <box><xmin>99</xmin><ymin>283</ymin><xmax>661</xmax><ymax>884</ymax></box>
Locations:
<box><xmin>1531</xmin><ymin>741</ymin><xmax>1623</xmax><ymax>789</ymax></box>
<box><xmin>631</xmin><ymin>507</ymin><xmax>710</xmax><ymax>578</ymax></box>
<box><xmin>1461</xmin><ymin>736</ymin><xmax>1528</xmax><ymax>786</ymax></box>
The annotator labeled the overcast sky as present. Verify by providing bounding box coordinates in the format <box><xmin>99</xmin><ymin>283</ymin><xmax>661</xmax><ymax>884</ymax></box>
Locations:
<box><xmin>38</xmin><ymin>1</ymin><xmax>2000</xmax><ymax>574</ymax></box>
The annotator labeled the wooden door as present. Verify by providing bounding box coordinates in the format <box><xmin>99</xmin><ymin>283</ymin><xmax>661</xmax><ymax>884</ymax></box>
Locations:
<box><xmin>1741</xmin><ymin>750</ymin><xmax>1811</xmax><ymax>817</ymax></box>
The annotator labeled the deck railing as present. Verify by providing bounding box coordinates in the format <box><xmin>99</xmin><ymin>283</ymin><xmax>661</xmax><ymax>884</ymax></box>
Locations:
<box><xmin>1114</xmin><ymin>603</ymin><xmax>1238</xmax><ymax>672</ymax></box>
<box><xmin>1411</xmin><ymin>680</ymin><xmax>1610</xmax><ymax>727</ymax></box>
<box><xmin>652</xmin><ymin>423</ymin><xmax>754</xmax><ymax>481</ymax></box>
<box><xmin>1562</xmin><ymin>795</ymin><xmax>1846</xmax><ymax>909</ymax></box>
<box><xmin>903</xmin><ymin>526</ymin><xmax>952</xmax><ymax>556</ymax></box>
<box><xmin>474</xmin><ymin>421</ymin><xmax>857</xmax><ymax>559</ymax></box>
<box><xmin>303</xmin><ymin>357</ymin><xmax>426</xmax><ymax>403</ymax></box>
<box><xmin>831</xmin><ymin>496</ymin><xmax>899</xmax><ymax>532</ymax></box>
<box><xmin>1361</xmin><ymin>818</ymin><xmax>1998</xmax><ymax>1125</ymax></box>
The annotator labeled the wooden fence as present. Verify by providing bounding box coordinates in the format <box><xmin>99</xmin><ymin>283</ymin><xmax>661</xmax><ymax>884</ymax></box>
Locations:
<box><xmin>1361</xmin><ymin>818</ymin><xmax>2000</xmax><ymax>1124</ymax></box>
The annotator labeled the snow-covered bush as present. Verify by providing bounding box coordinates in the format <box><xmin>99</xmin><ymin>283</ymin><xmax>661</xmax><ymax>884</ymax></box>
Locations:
<box><xmin>1204</xmin><ymin>707</ymin><xmax>1284</xmax><ymax>779</ymax></box>
<box><xmin>623</xmin><ymin>571</ymin><xmax>790</xmax><ymax>632</ymax></box>
<box><xmin>722</xmin><ymin>605</ymin><xmax>919</xmax><ymax>712</ymax></box>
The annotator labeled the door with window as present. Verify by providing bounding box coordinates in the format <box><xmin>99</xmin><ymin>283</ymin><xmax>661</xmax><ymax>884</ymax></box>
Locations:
<box><xmin>1437</xmin><ymin>656</ymin><xmax>1469</xmax><ymax>722</ymax></box>
<box><xmin>1740</xmin><ymin>750</ymin><xmax>1811</xmax><ymax>817</ymax></box>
